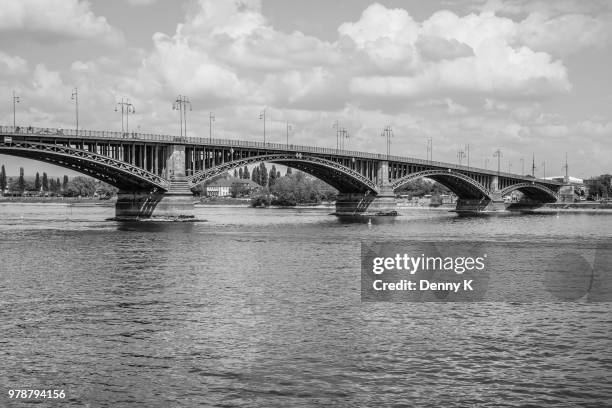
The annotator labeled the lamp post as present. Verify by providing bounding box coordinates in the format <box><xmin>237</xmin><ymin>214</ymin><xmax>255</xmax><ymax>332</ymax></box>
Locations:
<box><xmin>12</xmin><ymin>91</ymin><xmax>20</xmax><ymax>130</ymax></box>
<box><xmin>520</xmin><ymin>157</ymin><xmax>524</xmax><ymax>176</ymax></box>
<box><xmin>465</xmin><ymin>144</ymin><xmax>470</xmax><ymax>169</ymax></box>
<box><xmin>115</xmin><ymin>97</ymin><xmax>135</xmax><ymax>133</ymax></box>
<box><xmin>493</xmin><ymin>149</ymin><xmax>502</xmax><ymax>189</ymax></box>
<box><xmin>562</xmin><ymin>153</ymin><xmax>569</xmax><ymax>183</ymax></box>
<box><xmin>71</xmin><ymin>88</ymin><xmax>79</xmax><ymax>136</ymax></box>
<box><xmin>340</xmin><ymin>127</ymin><xmax>350</xmax><ymax>150</ymax></box>
<box><xmin>426</xmin><ymin>138</ymin><xmax>432</xmax><ymax>162</ymax></box>
<box><xmin>286</xmin><ymin>122</ymin><xmax>292</xmax><ymax>147</ymax></box>
<box><xmin>484</xmin><ymin>158</ymin><xmax>490</xmax><ymax>169</ymax></box>
<box><xmin>508</xmin><ymin>160</ymin><xmax>512</xmax><ymax>173</ymax></box>
<box><xmin>209</xmin><ymin>112</ymin><xmax>215</xmax><ymax>141</ymax></box>
<box><xmin>259</xmin><ymin>109</ymin><xmax>266</xmax><ymax>143</ymax></box>
<box><xmin>173</xmin><ymin>95</ymin><xmax>192</xmax><ymax>138</ymax></box>
<box><xmin>381</xmin><ymin>125</ymin><xmax>393</xmax><ymax>159</ymax></box>
<box><xmin>542</xmin><ymin>161</ymin><xmax>546</xmax><ymax>179</ymax></box>
<box><xmin>457</xmin><ymin>149</ymin><xmax>465</xmax><ymax>165</ymax></box>
<box><xmin>333</xmin><ymin>120</ymin><xmax>340</xmax><ymax>151</ymax></box>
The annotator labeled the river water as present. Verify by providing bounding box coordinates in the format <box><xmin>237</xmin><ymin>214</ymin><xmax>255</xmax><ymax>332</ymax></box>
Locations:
<box><xmin>0</xmin><ymin>204</ymin><xmax>611</xmax><ymax>407</ymax></box>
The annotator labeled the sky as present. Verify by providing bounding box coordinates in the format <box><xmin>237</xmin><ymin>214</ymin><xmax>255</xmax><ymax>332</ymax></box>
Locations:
<box><xmin>1</xmin><ymin>0</ymin><xmax>611</xmax><ymax>179</ymax></box>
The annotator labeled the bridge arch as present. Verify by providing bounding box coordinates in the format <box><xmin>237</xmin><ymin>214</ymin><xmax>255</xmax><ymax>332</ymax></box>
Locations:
<box><xmin>187</xmin><ymin>154</ymin><xmax>379</xmax><ymax>194</ymax></box>
<box><xmin>0</xmin><ymin>140</ymin><xmax>169</xmax><ymax>191</ymax></box>
<box><xmin>391</xmin><ymin>169</ymin><xmax>492</xmax><ymax>200</ymax></box>
<box><xmin>499</xmin><ymin>182</ymin><xmax>559</xmax><ymax>202</ymax></box>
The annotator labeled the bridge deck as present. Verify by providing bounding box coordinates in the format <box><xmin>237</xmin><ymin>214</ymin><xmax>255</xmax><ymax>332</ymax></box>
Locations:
<box><xmin>1</xmin><ymin>125</ymin><xmax>562</xmax><ymax>187</ymax></box>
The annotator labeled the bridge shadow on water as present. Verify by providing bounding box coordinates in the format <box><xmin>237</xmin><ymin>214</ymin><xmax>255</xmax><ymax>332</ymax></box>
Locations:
<box><xmin>334</xmin><ymin>215</ymin><xmax>400</xmax><ymax>225</ymax></box>
<box><xmin>113</xmin><ymin>220</ymin><xmax>200</xmax><ymax>233</ymax></box>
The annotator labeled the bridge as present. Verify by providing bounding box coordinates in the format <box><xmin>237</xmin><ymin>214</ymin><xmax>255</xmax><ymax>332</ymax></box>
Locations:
<box><xmin>0</xmin><ymin>125</ymin><xmax>564</xmax><ymax>219</ymax></box>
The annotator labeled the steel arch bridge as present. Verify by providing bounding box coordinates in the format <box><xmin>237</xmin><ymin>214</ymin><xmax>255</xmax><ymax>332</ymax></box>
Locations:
<box><xmin>0</xmin><ymin>125</ymin><xmax>565</xmax><ymax>217</ymax></box>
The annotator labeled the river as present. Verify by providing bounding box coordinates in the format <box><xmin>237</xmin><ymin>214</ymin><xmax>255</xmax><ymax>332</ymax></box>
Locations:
<box><xmin>1</xmin><ymin>203</ymin><xmax>611</xmax><ymax>407</ymax></box>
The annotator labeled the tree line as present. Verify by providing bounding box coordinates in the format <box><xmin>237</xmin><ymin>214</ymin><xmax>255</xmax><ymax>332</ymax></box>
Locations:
<box><xmin>0</xmin><ymin>165</ymin><xmax>116</xmax><ymax>198</ymax></box>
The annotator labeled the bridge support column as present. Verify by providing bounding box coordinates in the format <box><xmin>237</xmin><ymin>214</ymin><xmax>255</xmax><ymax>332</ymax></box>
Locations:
<box><xmin>114</xmin><ymin>144</ymin><xmax>196</xmax><ymax>220</ymax></box>
<box><xmin>334</xmin><ymin>161</ymin><xmax>398</xmax><ymax>216</ymax></box>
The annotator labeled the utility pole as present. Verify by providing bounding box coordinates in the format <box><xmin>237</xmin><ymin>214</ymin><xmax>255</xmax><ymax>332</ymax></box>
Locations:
<box><xmin>173</xmin><ymin>95</ymin><xmax>192</xmax><ymax>137</ymax></box>
<box><xmin>259</xmin><ymin>109</ymin><xmax>266</xmax><ymax>143</ymax></box>
<box><xmin>71</xmin><ymin>88</ymin><xmax>79</xmax><ymax>136</ymax></box>
<box><xmin>115</xmin><ymin>97</ymin><xmax>135</xmax><ymax>133</ymax></box>
<box><xmin>286</xmin><ymin>122</ymin><xmax>292</xmax><ymax>147</ymax></box>
<box><xmin>209</xmin><ymin>112</ymin><xmax>215</xmax><ymax>141</ymax></box>
<box><xmin>12</xmin><ymin>91</ymin><xmax>20</xmax><ymax>130</ymax></box>
<box><xmin>381</xmin><ymin>125</ymin><xmax>393</xmax><ymax>158</ymax></box>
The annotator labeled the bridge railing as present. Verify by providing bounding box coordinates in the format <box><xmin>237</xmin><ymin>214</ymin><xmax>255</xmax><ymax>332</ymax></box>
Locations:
<box><xmin>0</xmin><ymin>125</ymin><xmax>562</xmax><ymax>185</ymax></box>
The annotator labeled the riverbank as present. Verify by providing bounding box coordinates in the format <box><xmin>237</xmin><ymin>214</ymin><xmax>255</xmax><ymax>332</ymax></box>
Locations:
<box><xmin>0</xmin><ymin>197</ymin><xmax>115</xmax><ymax>205</ymax></box>
<box><xmin>536</xmin><ymin>202</ymin><xmax>612</xmax><ymax>213</ymax></box>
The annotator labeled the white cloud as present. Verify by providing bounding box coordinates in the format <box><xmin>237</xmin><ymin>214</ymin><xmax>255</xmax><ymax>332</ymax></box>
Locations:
<box><xmin>344</xmin><ymin>7</ymin><xmax>571</xmax><ymax>99</ymax></box>
<box><xmin>0</xmin><ymin>51</ymin><xmax>28</xmax><ymax>75</ymax></box>
<box><xmin>0</xmin><ymin>0</ymin><xmax>124</xmax><ymax>45</ymax></box>
<box><xmin>517</xmin><ymin>12</ymin><xmax>610</xmax><ymax>55</ymax></box>
<box><xmin>338</xmin><ymin>3</ymin><xmax>420</xmax><ymax>70</ymax></box>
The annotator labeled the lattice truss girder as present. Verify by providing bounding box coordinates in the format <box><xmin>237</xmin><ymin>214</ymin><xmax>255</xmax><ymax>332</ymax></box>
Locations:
<box><xmin>187</xmin><ymin>154</ymin><xmax>379</xmax><ymax>193</ymax></box>
<box><xmin>0</xmin><ymin>140</ymin><xmax>169</xmax><ymax>191</ymax></box>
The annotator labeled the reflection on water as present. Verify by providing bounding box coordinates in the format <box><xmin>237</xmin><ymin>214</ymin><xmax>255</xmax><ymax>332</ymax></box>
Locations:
<box><xmin>0</xmin><ymin>203</ymin><xmax>611</xmax><ymax>407</ymax></box>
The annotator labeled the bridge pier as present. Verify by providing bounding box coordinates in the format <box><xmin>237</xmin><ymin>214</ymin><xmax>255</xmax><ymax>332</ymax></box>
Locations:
<box><xmin>335</xmin><ymin>161</ymin><xmax>398</xmax><ymax>216</ymax></box>
<box><xmin>114</xmin><ymin>182</ymin><xmax>195</xmax><ymax>221</ymax></box>
<box><xmin>114</xmin><ymin>144</ymin><xmax>196</xmax><ymax>220</ymax></box>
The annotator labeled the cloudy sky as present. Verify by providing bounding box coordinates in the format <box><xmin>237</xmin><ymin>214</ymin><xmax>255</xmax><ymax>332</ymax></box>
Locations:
<box><xmin>1</xmin><ymin>0</ymin><xmax>611</xmax><ymax>179</ymax></box>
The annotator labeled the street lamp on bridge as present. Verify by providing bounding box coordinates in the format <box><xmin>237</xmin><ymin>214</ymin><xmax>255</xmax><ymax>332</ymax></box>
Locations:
<box><xmin>115</xmin><ymin>97</ymin><xmax>135</xmax><ymax>134</ymax></box>
<box><xmin>286</xmin><ymin>122</ymin><xmax>292</xmax><ymax>147</ymax></box>
<box><xmin>71</xmin><ymin>88</ymin><xmax>79</xmax><ymax>136</ymax></box>
<box><xmin>259</xmin><ymin>109</ymin><xmax>266</xmax><ymax>143</ymax></box>
<box><xmin>381</xmin><ymin>125</ymin><xmax>393</xmax><ymax>159</ymax></box>
<box><xmin>12</xmin><ymin>91</ymin><xmax>20</xmax><ymax>130</ymax></box>
<box><xmin>340</xmin><ymin>127</ymin><xmax>349</xmax><ymax>150</ymax></box>
<box><xmin>426</xmin><ymin>138</ymin><xmax>432</xmax><ymax>162</ymax></box>
<box><xmin>562</xmin><ymin>153</ymin><xmax>569</xmax><ymax>183</ymax></box>
<box><xmin>542</xmin><ymin>161</ymin><xmax>546</xmax><ymax>179</ymax></box>
<box><xmin>457</xmin><ymin>149</ymin><xmax>465</xmax><ymax>166</ymax></box>
<box><xmin>520</xmin><ymin>157</ymin><xmax>524</xmax><ymax>176</ymax></box>
<box><xmin>333</xmin><ymin>120</ymin><xmax>340</xmax><ymax>151</ymax></box>
<box><xmin>209</xmin><ymin>112</ymin><xmax>215</xmax><ymax>141</ymax></box>
<box><xmin>465</xmin><ymin>144</ymin><xmax>470</xmax><ymax>169</ymax></box>
<box><xmin>173</xmin><ymin>95</ymin><xmax>192</xmax><ymax>138</ymax></box>
<box><xmin>493</xmin><ymin>149</ymin><xmax>502</xmax><ymax>189</ymax></box>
